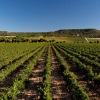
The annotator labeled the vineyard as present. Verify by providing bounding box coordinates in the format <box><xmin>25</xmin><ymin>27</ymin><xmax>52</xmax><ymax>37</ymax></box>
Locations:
<box><xmin>0</xmin><ymin>43</ymin><xmax>100</xmax><ymax>100</ymax></box>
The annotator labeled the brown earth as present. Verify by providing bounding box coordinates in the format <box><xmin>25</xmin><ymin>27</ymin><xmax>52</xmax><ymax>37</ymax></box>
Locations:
<box><xmin>51</xmin><ymin>48</ymin><xmax>73</xmax><ymax>100</ymax></box>
<box><xmin>17</xmin><ymin>48</ymin><xmax>48</xmax><ymax>100</ymax></box>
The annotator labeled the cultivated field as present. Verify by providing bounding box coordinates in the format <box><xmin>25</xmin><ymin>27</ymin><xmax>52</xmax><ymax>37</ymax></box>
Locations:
<box><xmin>0</xmin><ymin>43</ymin><xmax>100</xmax><ymax>100</ymax></box>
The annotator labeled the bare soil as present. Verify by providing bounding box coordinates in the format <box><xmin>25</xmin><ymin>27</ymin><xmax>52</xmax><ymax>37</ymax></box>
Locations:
<box><xmin>51</xmin><ymin>48</ymin><xmax>72</xmax><ymax>100</ymax></box>
<box><xmin>17</xmin><ymin>48</ymin><xmax>47</xmax><ymax>100</ymax></box>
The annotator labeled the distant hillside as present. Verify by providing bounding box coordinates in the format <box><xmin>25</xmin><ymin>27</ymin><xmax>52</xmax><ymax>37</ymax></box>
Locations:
<box><xmin>0</xmin><ymin>29</ymin><xmax>100</xmax><ymax>38</ymax></box>
<box><xmin>55</xmin><ymin>29</ymin><xmax>100</xmax><ymax>37</ymax></box>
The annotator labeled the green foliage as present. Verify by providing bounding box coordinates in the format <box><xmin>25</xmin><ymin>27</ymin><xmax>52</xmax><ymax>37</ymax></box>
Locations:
<box><xmin>0</xmin><ymin>45</ymin><xmax>43</xmax><ymax>81</ymax></box>
<box><xmin>40</xmin><ymin>44</ymin><xmax>53</xmax><ymax>100</ymax></box>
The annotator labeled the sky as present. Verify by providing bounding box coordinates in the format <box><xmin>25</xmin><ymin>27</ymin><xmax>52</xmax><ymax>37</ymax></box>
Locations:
<box><xmin>0</xmin><ymin>0</ymin><xmax>100</xmax><ymax>32</ymax></box>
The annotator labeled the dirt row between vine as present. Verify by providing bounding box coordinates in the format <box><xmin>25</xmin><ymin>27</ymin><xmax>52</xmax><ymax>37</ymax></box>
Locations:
<box><xmin>51</xmin><ymin>48</ymin><xmax>73</xmax><ymax>100</ymax></box>
<box><xmin>17</xmin><ymin>48</ymin><xmax>48</xmax><ymax>100</ymax></box>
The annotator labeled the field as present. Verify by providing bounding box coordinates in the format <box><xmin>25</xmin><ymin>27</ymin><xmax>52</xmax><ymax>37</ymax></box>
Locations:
<box><xmin>0</xmin><ymin>43</ymin><xmax>100</xmax><ymax>100</ymax></box>
<box><xmin>28</xmin><ymin>36</ymin><xmax>86</xmax><ymax>43</ymax></box>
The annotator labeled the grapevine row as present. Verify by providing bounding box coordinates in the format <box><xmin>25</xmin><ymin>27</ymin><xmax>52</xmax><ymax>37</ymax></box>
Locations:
<box><xmin>0</xmin><ymin>44</ymin><xmax>47</xmax><ymax>99</ymax></box>
<box><xmin>54</xmin><ymin>44</ymin><xmax>100</xmax><ymax>88</ymax></box>
<box><xmin>40</xmin><ymin>44</ymin><xmax>52</xmax><ymax>100</ymax></box>
<box><xmin>56</xmin><ymin>44</ymin><xmax>100</xmax><ymax>73</ymax></box>
<box><xmin>0</xmin><ymin>43</ymin><xmax>42</xmax><ymax>67</ymax></box>
<box><xmin>52</xmin><ymin>45</ymin><xmax>89</xmax><ymax>100</ymax></box>
<box><xmin>0</xmin><ymin>45</ymin><xmax>44</xmax><ymax>81</ymax></box>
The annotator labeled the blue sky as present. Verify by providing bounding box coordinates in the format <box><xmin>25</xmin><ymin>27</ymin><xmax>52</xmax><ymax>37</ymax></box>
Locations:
<box><xmin>0</xmin><ymin>0</ymin><xmax>100</xmax><ymax>32</ymax></box>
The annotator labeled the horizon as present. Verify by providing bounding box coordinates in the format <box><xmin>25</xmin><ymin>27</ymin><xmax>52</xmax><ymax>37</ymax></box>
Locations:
<box><xmin>0</xmin><ymin>0</ymin><xmax>100</xmax><ymax>32</ymax></box>
<box><xmin>0</xmin><ymin>28</ymin><xmax>99</xmax><ymax>33</ymax></box>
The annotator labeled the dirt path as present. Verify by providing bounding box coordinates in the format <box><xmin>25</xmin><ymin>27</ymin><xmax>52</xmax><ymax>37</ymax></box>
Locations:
<box><xmin>51</xmin><ymin>48</ymin><xmax>72</xmax><ymax>100</ymax></box>
<box><xmin>18</xmin><ymin>48</ymin><xmax>47</xmax><ymax>100</ymax></box>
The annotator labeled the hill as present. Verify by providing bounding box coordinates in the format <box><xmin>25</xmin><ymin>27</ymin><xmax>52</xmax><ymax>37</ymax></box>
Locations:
<box><xmin>55</xmin><ymin>29</ymin><xmax>100</xmax><ymax>37</ymax></box>
<box><xmin>12</xmin><ymin>28</ymin><xmax>100</xmax><ymax>38</ymax></box>
<box><xmin>0</xmin><ymin>29</ymin><xmax>100</xmax><ymax>38</ymax></box>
